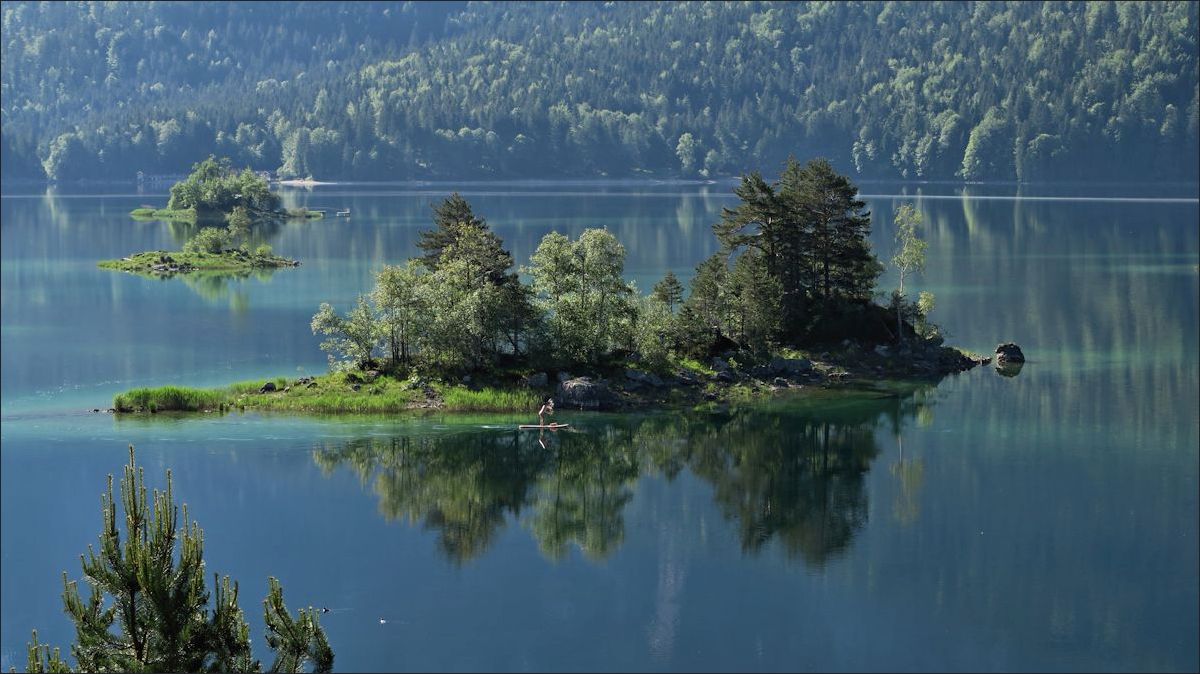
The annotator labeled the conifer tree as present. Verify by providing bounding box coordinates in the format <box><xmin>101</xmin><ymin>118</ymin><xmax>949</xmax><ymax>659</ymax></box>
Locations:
<box><xmin>651</xmin><ymin>271</ymin><xmax>685</xmax><ymax>314</ymax></box>
<box><xmin>19</xmin><ymin>446</ymin><xmax>334</xmax><ymax>673</ymax></box>
<box><xmin>416</xmin><ymin>193</ymin><xmax>491</xmax><ymax>270</ymax></box>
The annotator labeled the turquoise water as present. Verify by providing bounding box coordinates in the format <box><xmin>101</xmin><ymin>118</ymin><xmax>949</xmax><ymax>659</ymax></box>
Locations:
<box><xmin>2</xmin><ymin>182</ymin><xmax>1197</xmax><ymax>671</ymax></box>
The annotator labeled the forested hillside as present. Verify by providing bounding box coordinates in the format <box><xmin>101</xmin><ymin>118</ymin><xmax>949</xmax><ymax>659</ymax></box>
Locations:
<box><xmin>3</xmin><ymin>1</ymin><xmax>1196</xmax><ymax>183</ymax></box>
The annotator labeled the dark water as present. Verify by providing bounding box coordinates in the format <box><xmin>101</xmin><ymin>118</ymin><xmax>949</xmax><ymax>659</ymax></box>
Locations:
<box><xmin>2</xmin><ymin>182</ymin><xmax>1197</xmax><ymax>671</ymax></box>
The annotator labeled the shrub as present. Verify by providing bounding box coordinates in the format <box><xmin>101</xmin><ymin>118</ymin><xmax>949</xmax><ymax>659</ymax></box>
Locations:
<box><xmin>183</xmin><ymin>227</ymin><xmax>229</xmax><ymax>254</ymax></box>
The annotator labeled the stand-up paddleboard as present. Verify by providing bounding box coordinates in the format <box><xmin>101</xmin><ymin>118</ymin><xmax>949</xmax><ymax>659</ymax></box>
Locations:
<box><xmin>518</xmin><ymin>423</ymin><xmax>571</xmax><ymax>429</ymax></box>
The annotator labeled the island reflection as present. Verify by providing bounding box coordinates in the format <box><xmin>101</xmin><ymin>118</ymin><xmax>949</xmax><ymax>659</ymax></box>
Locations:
<box><xmin>313</xmin><ymin>385</ymin><xmax>938</xmax><ymax>568</ymax></box>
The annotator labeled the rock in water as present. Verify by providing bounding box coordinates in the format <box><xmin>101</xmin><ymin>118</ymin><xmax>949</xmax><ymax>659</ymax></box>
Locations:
<box><xmin>994</xmin><ymin>342</ymin><xmax>1026</xmax><ymax>364</ymax></box>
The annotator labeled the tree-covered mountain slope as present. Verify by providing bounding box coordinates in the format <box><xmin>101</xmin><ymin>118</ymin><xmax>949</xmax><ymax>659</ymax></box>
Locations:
<box><xmin>3</xmin><ymin>1</ymin><xmax>1196</xmax><ymax>182</ymax></box>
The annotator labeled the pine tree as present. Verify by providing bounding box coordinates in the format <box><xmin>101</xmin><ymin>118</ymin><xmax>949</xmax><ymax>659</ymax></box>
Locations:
<box><xmin>416</xmin><ymin>193</ymin><xmax>490</xmax><ymax>270</ymax></box>
<box><xmin>678</xmin><ymin>254</ymin><xmax>731</xmax><ymax>357</ymax></box>
<box><xmin>729</xmin><ymin>251</ymin><xmax>783</xmax><ymax>355</ymax></box>
<box><xmin>20</xmin><ymin>446</ymin><xmax>335</xmax><ymax>673</ymax></box>
<box><xmin>650</xmin><ymin>271</ymin><xmax>684</xmax><ymax>314</ymax></box>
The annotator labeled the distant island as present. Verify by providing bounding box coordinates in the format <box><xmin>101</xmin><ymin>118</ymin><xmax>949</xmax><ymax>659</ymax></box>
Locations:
<box><xmin>129</xmin><ymin>156</ymin><xmax>322</xmax><ymax>223</ymax></box>
<box><xmin>110</xmin><ymin>157</ymin><xmax>997</xmax><ymax>416</ymax></box>
<box><xmin>103</xmin><ymin>157</ymin><xmax>302</xmax><ymax>276</ymax></box>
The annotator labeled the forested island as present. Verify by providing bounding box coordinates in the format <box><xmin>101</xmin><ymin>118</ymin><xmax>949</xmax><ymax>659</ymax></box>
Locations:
<box><xmin>100</xmin><ymin>157</ymin><xmax>302</xmax><ymax>276</ymax></box>
<box><xmin>3</xmin><ymin>1</ymin><xmax>1196</xmax><ymax>183</ymax></box>
<box><xmin>112</xmin><ymin>157</ymin><xmax>991</xmax><ymax>416</ymax></box>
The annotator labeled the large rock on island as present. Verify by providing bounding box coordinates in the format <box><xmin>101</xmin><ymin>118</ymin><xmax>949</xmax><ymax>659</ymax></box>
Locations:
<box><xmin>768</xmin><ymin>357</ymin><xmax>813</xmax><ymax>376</ymax></box>
<box><xmin>994</xmin><ymin>342</ymin><xmax>1026</xmax><ymax>364</ymax></box>
<box><xmin>557</xmin><ymin>377</ymin><xmax>612</xmax><ymax>410</ymax></box>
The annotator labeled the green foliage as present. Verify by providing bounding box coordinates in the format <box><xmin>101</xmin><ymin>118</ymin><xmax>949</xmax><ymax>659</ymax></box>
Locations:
<box><xmin>21</xmin><ymin>446</ymin><xmax>332</xmax><ymax>673</ymax></box>
<box><xmin>525</xmin><ymin>228</ymin><xmax>635</xmax><ymax>365</ymax></box>
<box><xmin>183</xmin><ymin>227</ymin><xmax>230</xmax><ymax>255</ymax></box>
<box><xmin>891</xmin><ymin>203</ymin><xmax>928</xmax><ymax>342</ymax></box>
<box><xmin>728</xmin><ymin>250</ymin><xmax>783</xmax><ymax>355</ymax></box>
<box><xmin>632</xmin><ymin>294</ymin><xmax>676</xmax><ymax>371</ymax></box>
<box><xmin>167</xmin><ymin>156</ymin><xmax>279</xmax><ymax>214</ymax></box>
<box><xmin>372</xmin><ymin>261</ymin><xmax>426</xmax><ymax>367</ymax></box>
<box><xmin>891</xmin><ymin>203</ymin><xmax>927</xmax><ymax>295</ymax></box>
<box><xmin>416</xmin><ymin>193</ymin><xmax>490</xmax><ymax>270</ymax></box>
<box><xmin>702</xmin><ymin>157</ymin><xmax>882</xmax><ymax>350</ymax></box>
<box><xmin>263</xmin><ymin>578</ymin><xmax>333</xmax><ymax>674</ymax></box>
<box><xmin>255</xmin><ymin>244</ymin><xmax>273</xmax><ymax>257</ymax></box>
<box><xmin>20</xmin><ymin>630</ymin><xmax>70</xmax><ymax>673</ymax></box>
<box><xmin>311</xmin><ymin>297</ymin><xmax>381</xmax><ymax>370</ymax></box>
<box><xmin>674</xmin><ymin>356</ymin><xmax>717</xmax><ymax>377</ymax></box>
<box><xmin>651</xmin><ymin>271</ymin><xmax>684</xmax><ymax>314</ymax></box>
<box><xmin>227</xmin><ymin>206</ymin><xmax>252</xmax><ymax>244</ymax></box>
<box><xmin>5</xmin><ymin>3</ymin><xmax>1195</xmax><ymax>182</ymax></box>
<box><xmin>916</xmin><ymin>291</ymin><xmax>938</xmax><ymax>340</ymax></box>
<box><xmin>678</xmin><ymin>254</ymin><xmax>732</xmax><ymax>357</ymax></box>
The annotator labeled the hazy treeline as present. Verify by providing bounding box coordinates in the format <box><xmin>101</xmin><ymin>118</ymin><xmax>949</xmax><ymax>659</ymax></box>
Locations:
<box><xmin>3</xmin><ymin>1</ymin><xmax>1196</xmax><ymax>182</ymax></box>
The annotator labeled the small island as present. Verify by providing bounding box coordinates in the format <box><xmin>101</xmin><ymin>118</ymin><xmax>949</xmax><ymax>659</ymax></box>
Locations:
<box><xmin>129</xmin><ymin>156</ymin><xmax>323</xmax><ymax>223</ymax></box>
<box><xmin>110</xmin><ymin>158</ymin><xmax>991</xmax><ymax>416</ymax></box>
<box><xmin>98</xmin><ymin>247</ymin><xmax>299</xmax><ymax>277</ymax></box>
<box><xmin>104</xmin><ymin>156</ymin><xmax>302</xmax><ymax>276</ymax></box>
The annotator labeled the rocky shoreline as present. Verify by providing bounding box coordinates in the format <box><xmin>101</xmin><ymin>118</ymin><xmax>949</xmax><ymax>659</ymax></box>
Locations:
<box><xmin>99</xmin><ymin>342</ymin><xmax>1021</xmax><ymax>416</ymax></box>
<box><xmin>534</xmin><ymin>343</ymin><xmax>993</xmax><ymax>412</ymax></box>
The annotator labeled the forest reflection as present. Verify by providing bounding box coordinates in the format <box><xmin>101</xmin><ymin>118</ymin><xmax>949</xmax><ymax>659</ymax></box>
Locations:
<box><xmin>312</xmin><ymin>386</ymin><xmax>938</xmax><ymax>567</ymax></box>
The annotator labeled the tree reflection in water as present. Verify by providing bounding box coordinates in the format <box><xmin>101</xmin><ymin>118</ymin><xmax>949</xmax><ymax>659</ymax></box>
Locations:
<box><xmin>313</xmin><ymin>385</ymin><xmax>938</xmax><ymax>568</ymax></box>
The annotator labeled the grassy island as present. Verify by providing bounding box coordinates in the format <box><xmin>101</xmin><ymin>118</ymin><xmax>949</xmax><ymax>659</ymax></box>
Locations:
<box><xmin>110</xmin><ymin>343</ymin><xmax>986</xmax><ymax>416</ymax></box>
<box><xmin>111</xmin><ymin>158</ymin><xmax>993</xmax><ymax>417</ymax></box>
<box><xmin>99</xmin><ymin>248</ymin><xmax>299</xmax><ymax>277</ymax></box>
<box><xmin>112</xmin><ymin>156</ymin><xmax>304</xmax><ymax>275</ymax></box>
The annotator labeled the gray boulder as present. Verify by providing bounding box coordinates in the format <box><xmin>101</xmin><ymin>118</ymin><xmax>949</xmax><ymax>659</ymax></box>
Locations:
<box><xmin>556</xmin><ymin>371</ymin><xmax>575</xmax><ymax>383</ymax></box>
<box><xmin>710</xmin><ymin>357</ymin><xmax>731</xmax><ymax>372</ymax></box>
<box><xmin>557</xmin><ymin>377</ymin><xmax>612</xmax><ymax>410</ymax></box>
<box><xmin>625</xmin><ymin>369</ymin><xmax>665</xmax><ymax>387</ymax></box>
<box><xmin>769</xmin><ymin>357</ymin><xmax>813</xmax><ymax>375</ymax></box>
<box><xmin>995</xmin><ymin>342</ymin><xmax>1026</xmax><ymax>364</ymax></box>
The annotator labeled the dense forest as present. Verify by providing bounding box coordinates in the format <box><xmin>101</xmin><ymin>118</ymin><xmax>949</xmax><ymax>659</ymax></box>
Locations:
<box><xmin>3</xmin><ymin>1</ymin><xmax>1197</xmax><ymax>183</ymax></box>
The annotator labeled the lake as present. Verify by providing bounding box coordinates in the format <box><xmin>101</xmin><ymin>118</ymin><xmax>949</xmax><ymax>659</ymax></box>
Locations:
<box><xmin>2</xmin><ymin>181</ymin><xmax>1197</xmax><ymax>671</ymax></box>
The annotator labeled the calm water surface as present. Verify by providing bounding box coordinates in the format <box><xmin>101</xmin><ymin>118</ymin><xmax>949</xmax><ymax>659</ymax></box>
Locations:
<box><xmin>2</xmin><ymin>182</ymin><xmax>1197</xmax><ymax>671</ymax></box>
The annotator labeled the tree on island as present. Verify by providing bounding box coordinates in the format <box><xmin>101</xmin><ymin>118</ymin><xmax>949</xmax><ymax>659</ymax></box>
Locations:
<box><xmin>308</xmin><ymin>159</ymin><xmax>947</xmax><ymax>380</ymax></box>
<box><xmin>525</xmin><ymin>228</ymin><xmax>636</xmax><ymax>366</ymax></box>
<box><xmin>890</xmin><ymin>203</ymin><xmax>931</xmax><ymax>345</ymax></box>
<box><xmin>167</xmin><ymin>155</ymin><xmax>280</xmax><ymax>217</ymax></box>
<box><xmin>651</xmin><ymin>271</ymin><xmax>684</xmax><ymax>314</ymax></box>
<box><xmin>715</xmin><ymin>157</ymin><xmax>883</xmax><ymax>344</ymax></box>
<box><xmin>20</xmin><ymin>446</ymin><xmax>333</xmax><ymax>673</ymax></box>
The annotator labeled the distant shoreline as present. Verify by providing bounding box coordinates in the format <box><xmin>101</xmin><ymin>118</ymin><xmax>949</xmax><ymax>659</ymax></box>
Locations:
<box><xmin>274</xmin><ymin>178</ymin><xmax>337</xmax><ymax>186</ymax></box>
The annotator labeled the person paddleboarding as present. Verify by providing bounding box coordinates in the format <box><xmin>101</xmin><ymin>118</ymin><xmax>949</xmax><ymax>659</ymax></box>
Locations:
<box><xmin>537</xmin><ymin>397</ymin><xmax>554</xmax><ymax>426</ymax></box>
